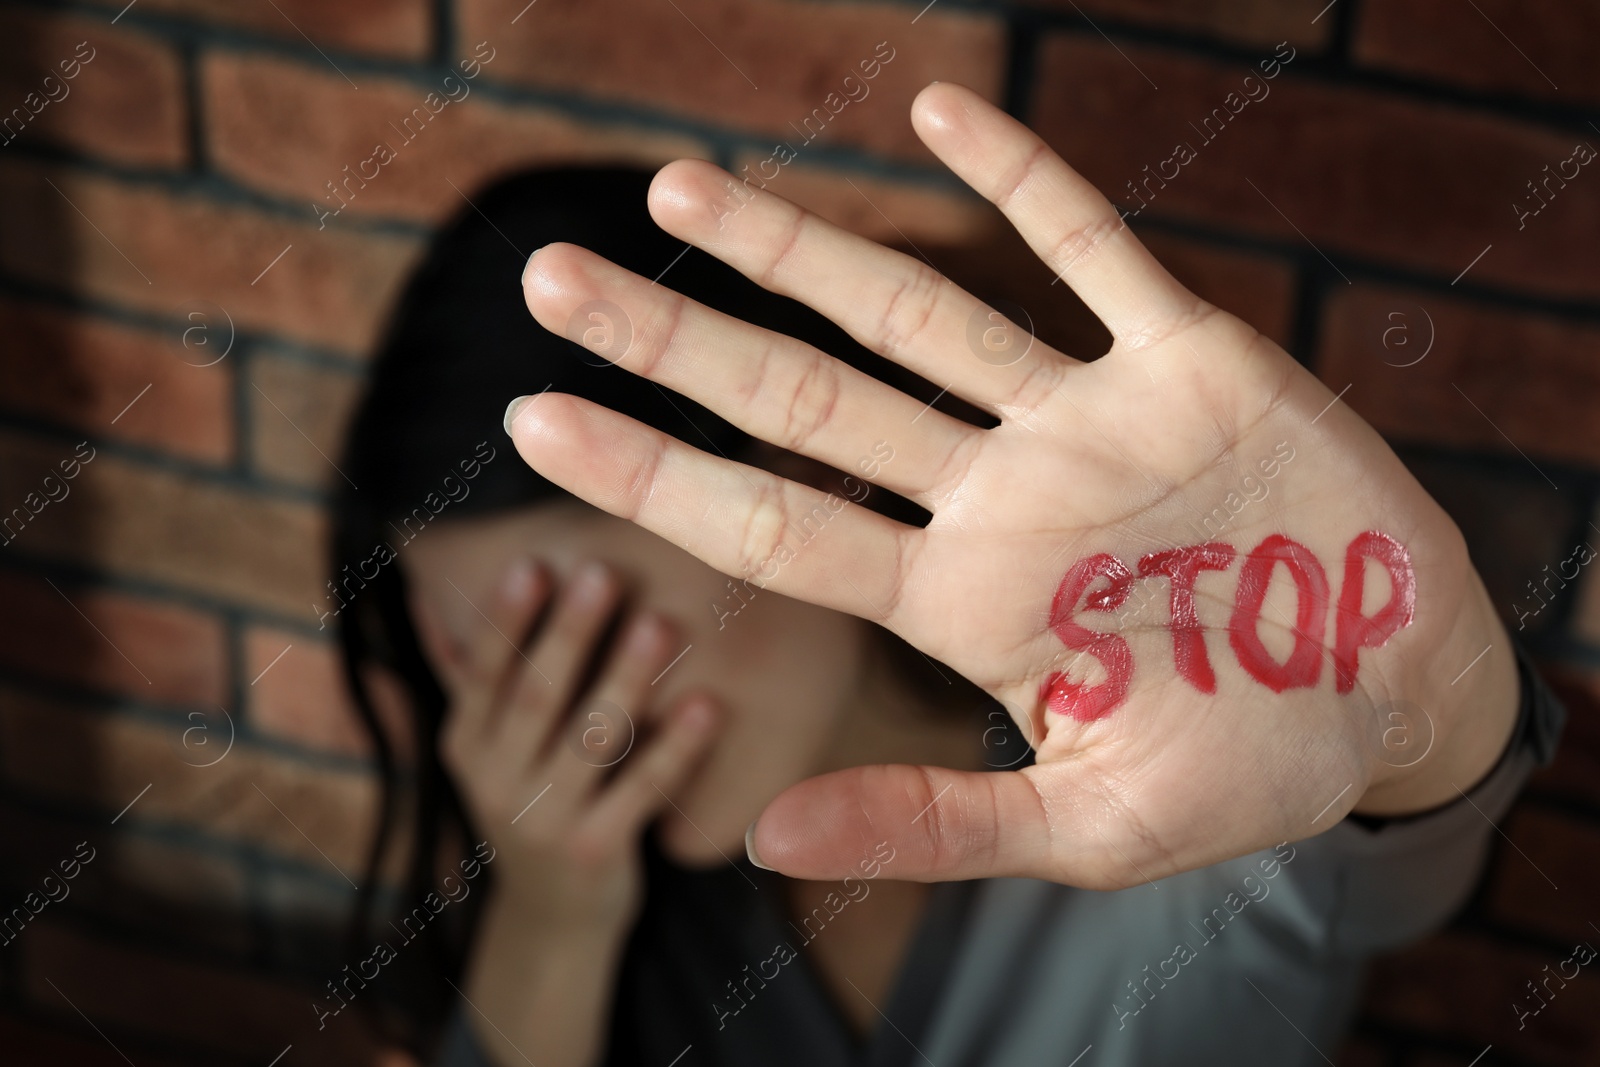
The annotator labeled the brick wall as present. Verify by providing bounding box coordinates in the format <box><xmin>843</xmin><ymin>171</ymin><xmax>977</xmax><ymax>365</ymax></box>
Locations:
<box><xmin>0</xmin><ymin>1</ymin><xmax>1594</xmax><ymax>1064</ymax></box>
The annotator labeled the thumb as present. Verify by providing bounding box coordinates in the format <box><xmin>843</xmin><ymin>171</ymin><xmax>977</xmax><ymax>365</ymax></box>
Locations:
<box><xmin>745</xmin><ymin>764</ymin><xmax>1056</xmax><ymax>883</ymax></box>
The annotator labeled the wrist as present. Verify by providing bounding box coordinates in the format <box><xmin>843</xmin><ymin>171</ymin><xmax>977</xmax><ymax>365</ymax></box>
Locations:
<box><xmin>480</xmin><ymin>878</ymin><xmax>636</xmax><ymax>949</ymax></box>
<box><xmin>459</xmin><ymin>881</ymin><xmax>630</xmax><ymax>1067</ymax></box>
<box><xmin>461</xmin><ymin>885</ymin><xmax>631</xmax><ymax>1022</ymax></box>
<box><xmin>1353</xmin><ymin>568</ymin><xmax>1520</xmax><ymax>817</ymax></box>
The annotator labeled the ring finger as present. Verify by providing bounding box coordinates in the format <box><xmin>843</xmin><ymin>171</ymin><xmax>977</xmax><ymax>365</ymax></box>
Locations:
<box><xmin>646</xmin><ymin>157</ymin><xmax>1076</xmax><ymax>416</ymax></box>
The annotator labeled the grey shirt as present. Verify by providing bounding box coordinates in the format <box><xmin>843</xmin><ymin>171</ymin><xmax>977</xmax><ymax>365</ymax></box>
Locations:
<box><xmin>439</xmin><ymin>643</ymin><xmax>1563</xmax><ymax>1067</ymax></box>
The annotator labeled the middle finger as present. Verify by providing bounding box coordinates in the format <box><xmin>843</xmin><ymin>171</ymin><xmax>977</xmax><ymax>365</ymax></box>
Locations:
<box><xmin>522</xmin><ymin>241</ymin><xmax>980</xmax><ymax>512</ymax></box>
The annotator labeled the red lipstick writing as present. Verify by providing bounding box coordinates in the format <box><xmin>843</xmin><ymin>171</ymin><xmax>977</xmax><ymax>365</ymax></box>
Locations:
<box><xmin>1042</xmin><ymin>530</ymin><xmax>1414</xmax><ymax>722</ymax></box>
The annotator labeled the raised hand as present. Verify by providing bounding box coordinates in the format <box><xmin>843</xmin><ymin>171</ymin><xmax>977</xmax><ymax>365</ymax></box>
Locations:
<box><xmin>505</xmin><ymin>82</ymin><xmax>1518</xmax><ymax>888</ymax></box>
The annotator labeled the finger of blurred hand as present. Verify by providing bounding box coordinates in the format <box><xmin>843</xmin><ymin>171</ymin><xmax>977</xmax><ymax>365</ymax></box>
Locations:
<box><xmin>532</xmin><ymin>611</ymin><xmax>681</xmax><ymax>814</ymax></box>
<box><xmin>407</xmin><ymin>580</ymin><xmax>459</xmax><ymax>684</ymax></box>
<box><xmin>440</xmin><ymin>557</ymin><xmax>550</xmax><ymax>743</ymax></box>
<box><xmin>521</xmin><ymin>241</ymin><xmax>978</xmax><ymax>511</ymax></box>
<box><xmin>494</xmin><ymin>560</ymin><xmax>623</xmax><ymax>747</ymax></box>
<box><xmin>506</xmin><ymin>392</ymin><xmax>913</xmax><ymax>629</ymax></box>
<box><xmin>910</xmin><ymin>82</ymin><xmax>1202</xmax><ymax>351</ymax></box>
<box><xmin>578</xmin><ymin>693</ymin><xmax>719</xmax><ymax>855</ymax></box>
<box><xmin>646</xmin><ymin>157</ymin><xmax>1071</xmax><ymax>418</ymax></box>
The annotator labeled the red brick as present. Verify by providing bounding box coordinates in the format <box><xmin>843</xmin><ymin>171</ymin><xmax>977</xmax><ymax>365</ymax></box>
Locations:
<box><xmin>1533</xmin><ymin>664</ymin><xmax>1600</xmax><ymax>808</ymax></box>
<box><xmin>728</xmin><ymin>153</ymin><xmax>997</xmax><ymax>246</ymax></box>
<box><xmin>1359</xmin><ymin>931</ymin><xmax>1600</xmax><ymax>1064</ymax></box>
<box><xmin>0</xmin><ymin>10</ymin><xmax>186</xmax><ymax>167</ymax></box>
<box><xmin>245</xmin><ymin>626</ymin><xmax>372</xmax><ymax>757</ymax></box>
<box><xmin>94</xmin><ymin>834</ymin><xmax>251</xmax><ymax>946</ymax></box>
<box><xmin>0</xmin><ymin>685</ymin><xmax>383</xmax><ymax>877</ymax></box>
<box><xmin>0</xmin><ymin>298</ymin><xmax>232</xmax><ymax>464</ymax></box>
<box><xmin>1484</xmin><ymin>806</ymin><xmax>1600</xmax><ymax>943</ymax></box>
<box><xmin>1356</xmin><ymin>0</ymin><xmax>1600</xmax><ymax>109</ymax></box>
<box><xmin>0</xmin><ymin>161</ymin><xmax>422</xmax><ymax>357</ymax></box>
<box><xmin>81</xmin><ymin>0</ymin><xmax>430</xmax><ymax>59</ymax></box>
<box><xmin>0</xmin><ymin>569</ymin><xmax>226</xmax><ymax>707</ymax></box>
<box><xmin>1317</xmin><ymin>284</ymin><xmax>1600</xmax><ymax>468</ymax></box>
<box><xmin>1031</xmin><ymin>38</ymin><xmax>1600</xmax><ymax>302</ymax></box>
<box><xmin>246</xmin><ymin>637</ymin><xmax>415</xmax><ymax>767</ymax></box>
<box><xmin>1140</xmin><ymin>230</ymin><xmax>1297</xmax><ymax>348</ymax></box>
<box><xmin>1022</xmin><ymin>0</ymin><xmax>1330</xmax><ymax>49</ymax></box>
<box><xmin>19</xmin><ymin>920</ymin><xmax>392</xmax><ymax>1063</ymax></box>
<box><xmin>460</xmin><ymin>0</ymin><xmax>1004</xmax><ymax>163</ymax></box>
<box><xmin>248</xmin><ymin>351</ymin><xmax>365</xmax><ymax>489</ymax></box>
<box><xmin>0</xmin><ymin>430</ymin><xmax>325</xmax><ymax>618</ymax></box>
<box><xmin>0</xmin><ymin>799</ymin><xmax>252</xmax><ymax>955</ymax></box>
<box><xmin>205</xmin><ymin>52</ymin><xmax>709</xmax><ymax>227</ymax></box>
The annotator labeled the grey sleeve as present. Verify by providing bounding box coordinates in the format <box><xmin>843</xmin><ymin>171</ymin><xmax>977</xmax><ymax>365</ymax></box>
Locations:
<box><xmin>1263</xmin><ymin>641</ymin><xmax>1566</xmax><ymax>959</ymax></box>
<box><xmin>434</xmin><ymin>1008</ymin><xmax>500</xmax><ymax>1067</ymax></box>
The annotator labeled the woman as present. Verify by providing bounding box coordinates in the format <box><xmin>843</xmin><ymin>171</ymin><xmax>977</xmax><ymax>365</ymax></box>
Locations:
<box><xmin>331</xmin><ymin>165</ymin><xmax>1559</xmax><ymax>1067</ymax></box>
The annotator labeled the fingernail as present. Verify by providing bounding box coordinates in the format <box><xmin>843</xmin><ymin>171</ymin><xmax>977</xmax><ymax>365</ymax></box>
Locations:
<box><xmin>745</xmin><ymin>820</ymin><xmax>774</xmax><ymax>871</ymax></box>
<box><xmin>521</xmin><ymin>245</ymin><xmax>546</xmax><ymax>286</ymax></box>
<box><xmin>674</xmin><ymin>698</ymin><xmax>715</xmax><ymax>737</ymax></box>
<box><xmin>503</xmin><ymin>395</ymin><xmax>533</xmax><ymax>436</ymax></box>
<box><xmin>625</xmin><ymin>614</ymin><xmax>662</xmax><ymax>655</ymax></box>
<box><xmin>501</xmin><ymin>557</ymin><xmax>534</xmax><ymax>604</ymax></box>
<box><xmin>573</xmin><ymin>561</ymin><xmax>610</xmax><ymax>603</ymax></box>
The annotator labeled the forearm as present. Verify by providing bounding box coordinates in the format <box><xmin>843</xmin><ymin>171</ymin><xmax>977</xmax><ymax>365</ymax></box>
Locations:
<box><xmin>456</xmin><ymin>891</ymin><xmax>629</xmax><ymax>1067</ymax></box>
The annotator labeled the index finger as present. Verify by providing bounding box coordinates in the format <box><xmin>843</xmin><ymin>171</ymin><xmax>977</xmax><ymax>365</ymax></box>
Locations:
<box><xmin>912</xmin><ymin>82</ymin><xmax>1205</xmax><ymax>350</ymax></box>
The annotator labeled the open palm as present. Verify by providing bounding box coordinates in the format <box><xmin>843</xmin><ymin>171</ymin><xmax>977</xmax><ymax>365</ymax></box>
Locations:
<box><xmin>508</xmin><ymin>82</ymin><xmax>1516</xmax><ymax>888</ymax></box>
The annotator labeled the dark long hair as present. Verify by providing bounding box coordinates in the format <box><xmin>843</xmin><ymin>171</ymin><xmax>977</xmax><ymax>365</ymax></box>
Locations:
<box><xmin>328</xmin><ymin>164</ymin><xmax>988</xmax><ymax>1048</ymax></box>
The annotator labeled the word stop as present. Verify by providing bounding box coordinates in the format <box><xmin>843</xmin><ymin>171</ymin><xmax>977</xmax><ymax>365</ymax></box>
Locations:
<box><xmin>1043</xmin><ymin>531</ymin><xmax>1415</xmax><ymax>722</ymax></box>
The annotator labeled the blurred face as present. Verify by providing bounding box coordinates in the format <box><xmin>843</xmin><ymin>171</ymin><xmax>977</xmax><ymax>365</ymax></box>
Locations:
<box><xmin>402</xmin><ymin>496</ymin><xmax>871</xmax><ymax>865</ymax></box>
